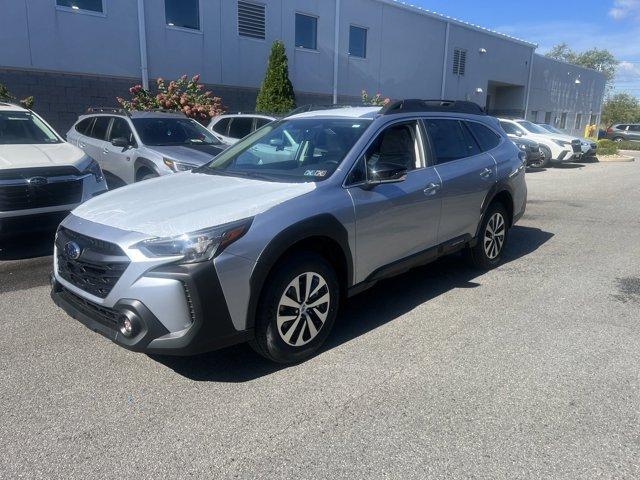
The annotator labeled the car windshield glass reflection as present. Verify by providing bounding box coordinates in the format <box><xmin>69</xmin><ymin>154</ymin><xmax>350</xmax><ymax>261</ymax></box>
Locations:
<box><xmin>0</xmin><ymin>112</ymin><xmax>60</xmax><ymax>145</ymax></box>
<box><xmin>132</xmin><ymin>118</ymin><xmax>221</xmax><ymax>146</ymax></box>
<box><xmin>196</xmin><ymin>118</ymin><xmax>372</xmax><ymax>182</ymax></box>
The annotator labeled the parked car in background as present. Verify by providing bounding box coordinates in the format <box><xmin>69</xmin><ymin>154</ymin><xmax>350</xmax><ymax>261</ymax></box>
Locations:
<box><xmin>605</xmin><ymin>124</ymin><xmax>640</xmax><ymax>142</ymax></box>
<box><xmin>51</xmin><ymin>100</ymin><xmax>527</xmax><ymax>364</ymax></box>
<box><xmin>499</xmin><ymin>118</ymin><xmax>580</xmax><ymax>164</ymax></box>
<box><xmin>208</xmin><ymin>113</ymin><xmax>277</xmax><ymax>145</ymax></box>
<box><xmin>67</xmin><ymin>109</ymin><xmax>226</xmax><ymax>187</ymax></box>
<box><xmin>537</xmin><ymin>123</ymin><xmax>597</xmax><ymax>159</ymax></box>
<box><xmin>511</xmin><ymin>136</ymin><xmax>547</xmax><ymax>168</ymax></box>
<box><xmin>0</xmin><ymin>102</ymin><xmax>106</xmax><ymax>239</ymax></box>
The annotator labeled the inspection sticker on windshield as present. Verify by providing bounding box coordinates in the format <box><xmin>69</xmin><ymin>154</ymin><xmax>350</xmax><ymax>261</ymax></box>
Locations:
<box><xmin>304</xmin><ymin>170</ymin><xmax>327</xmax><ymax>177</ymax></box>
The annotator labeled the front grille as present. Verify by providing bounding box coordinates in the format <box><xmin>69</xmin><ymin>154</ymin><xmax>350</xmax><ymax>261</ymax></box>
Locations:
<box><xmin>571</xmin><ymin>140</ymin><xmax>582</xmax><ymax>153</ymax></box>
<box><xmin>0</xmin><ymin>166</ymin><xmax>81</xmax><ymax>180</ymax></box>
<box><xmin>0</xmin><ymin>180</ymin><xmax>82</xmax><ymax>211</ymax></box>
<box><xmin>56</xmin><ymin>227</ymin><xmax>130</xmax><ymax>299</ymax></box>
<box><xmin>58</xmin><ymin>285</ymin><xmax>123</xmax><ymax>330</ymax></box>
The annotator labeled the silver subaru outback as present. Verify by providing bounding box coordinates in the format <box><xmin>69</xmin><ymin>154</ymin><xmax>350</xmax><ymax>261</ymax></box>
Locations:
<box><xmin>51</xmin><ymin>100</ymin><xmax>527</xmax><ymax>364</ymax></box>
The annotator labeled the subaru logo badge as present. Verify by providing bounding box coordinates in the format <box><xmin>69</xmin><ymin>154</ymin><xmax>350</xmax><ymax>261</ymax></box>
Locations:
<box><xmin>64</xmin><ymin>241</ymin><xmax>82</xmax><ymax>260</ymax></box>
<box><xmin>27</xmin><ymin>176</ymin><xmax>48</xmax><ymax>186</ymax></box>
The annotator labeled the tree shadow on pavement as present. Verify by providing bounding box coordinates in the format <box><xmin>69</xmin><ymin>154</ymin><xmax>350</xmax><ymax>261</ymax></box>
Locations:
<box><xmin>155</xmin><ymin>225</ymin><xmax>553</xmax><ymax>383</ymax></box>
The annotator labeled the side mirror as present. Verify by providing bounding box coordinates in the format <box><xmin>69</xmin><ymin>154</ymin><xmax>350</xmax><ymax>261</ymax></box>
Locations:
<box><xmin>367</xmin><ymin>162</ymin><xmax>408</xmax><ymax>185</ymax></box>
<box><xmin>269</xmin><ymin>138</ymin><xmax>285</xmax><ymax>151</ymax></box>
<box><xmin>111</xmin><ymin>137</ymin><xmax>130</xmax><ymax>148</ymax></box>
<box><xmin>515</xmin><ymin>130</ymin><xmax>524</xmax><ymax>137</ymax></box>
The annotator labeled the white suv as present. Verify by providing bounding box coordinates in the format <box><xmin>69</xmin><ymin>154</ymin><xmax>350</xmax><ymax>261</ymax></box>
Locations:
<box><xmin>499</xmin><ymin>118</ymin><xmax>581</xmax><ymax>164</ymax></box>
<box><xmin>0</xmin><ymin>102</ymin><xmax>107</xmax><ymax>239</ymax></box>
<box><xmin>208</xmin><ymin>113</ymin><xmax>276</xmax><ymax>145</ymax></box>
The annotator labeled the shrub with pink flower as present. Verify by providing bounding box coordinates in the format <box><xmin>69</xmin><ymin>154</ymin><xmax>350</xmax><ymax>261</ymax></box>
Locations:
<box><xmin>361</xmin><ymin>90</ymin><xmax>391</xmax><ymax>107</ymax></box>
<box><xmin>117</xmin><ymin>75</ymin><xmax>225</xmax><ymax>124</ymax></box>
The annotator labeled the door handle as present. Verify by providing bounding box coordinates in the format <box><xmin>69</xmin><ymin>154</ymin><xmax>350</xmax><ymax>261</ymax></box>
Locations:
<box><xmin>79</xmin><ymin>142</ymin><xmax>86</xmax><ymax>148</ymax></box>
<box><xmin>102</xmin><ymin>147</ymin><xmax>109</xmax><ymax>155</ymax></box>
<box><xmin>423</xmin><ymin>182</ymin><xmax>441</xmax><ymax>196</ymax></box>
<box><xmin>480</xmin><ymin>167</ymin><xmax>493</xmax><ymax>179</ymax></box>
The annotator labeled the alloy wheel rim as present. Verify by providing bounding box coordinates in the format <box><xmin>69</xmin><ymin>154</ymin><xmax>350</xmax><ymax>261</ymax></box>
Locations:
<box><xmin>484</xmin><ymin>212</ymin><xmax>506</xmax><ymax>260</ymax></box>
<box><xmin>277</xmin><ymin>272</ymin><xmax>330</xmax><ymax>347</ymax></box>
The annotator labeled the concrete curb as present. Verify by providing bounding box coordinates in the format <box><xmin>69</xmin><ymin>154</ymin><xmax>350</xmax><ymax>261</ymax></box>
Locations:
<box><xmin>597</xmin><ymin>154</ymin><xmax>635</xmax><ymax>163</ymax></box>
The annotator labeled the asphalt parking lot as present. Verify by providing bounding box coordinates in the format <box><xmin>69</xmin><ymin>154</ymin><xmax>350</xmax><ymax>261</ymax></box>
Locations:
<box><xmin>1</xmin><ymin>155</ymin><xmax>639</xmax><ymax>479</ymax></box>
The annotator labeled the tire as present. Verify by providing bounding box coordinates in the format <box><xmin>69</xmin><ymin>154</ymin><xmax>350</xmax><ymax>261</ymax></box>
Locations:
<box><xmin>250</xmin><ymin>252</ymin><xmax>340</xmax><ymax>364</ymax></box>
<box><xmin>465</xmin><ymin>202</ymin><xmax>509</xmax><ymax>270</ymax></box>
<box><xmin>612</xmin><ymin>137</ymin><xmax>624</xmax><ymax>143</ymax></box>
<box><xmin>530</xmin><ymin>146</ymin><xmax>550</xmax><ymax>168</ymax></box>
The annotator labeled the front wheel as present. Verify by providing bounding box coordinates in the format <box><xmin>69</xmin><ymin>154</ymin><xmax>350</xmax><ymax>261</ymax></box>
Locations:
<box><xmin>465</xmin><ymin>203</ymin><xmax>509</xmax><ymax>269</ymax></box>
<box><xmin>531</xmin><ymin>146</ymin><xmax>551</xmax><ymax>168</ymax></box>
<box><xmin>251</xmin><ymin>252</ymin><xmax>340</xmax><ymax>364</ymax></box>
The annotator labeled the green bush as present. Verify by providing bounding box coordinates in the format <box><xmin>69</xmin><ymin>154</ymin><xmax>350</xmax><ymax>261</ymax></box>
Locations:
<box><xmin>256</xmin><ymin>41</ymin><xmax>296</xmax><ymax>114</ymax></box>
<box><xmin>618</xmin><ymin>140</ymin><xmax>640</xmax><ymax>151</ymax></box>
<box><xmin>596</xmin><ymin>139</ymin><xmax>619</xmax><ymax>156</ymax></box>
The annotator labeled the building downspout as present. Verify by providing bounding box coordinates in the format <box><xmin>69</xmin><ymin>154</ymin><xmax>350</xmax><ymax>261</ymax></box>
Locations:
<box><xmin>440</xmin><ymin>22</ymin><xmax>450</xmax><ymax>99</ymax></box>
<box><xmin>523</xmin><ymin>48</ymin><xmax>535</xmax><ymax>118</ymax></box>
<box><xmin>332</xmin><ymin>0</ymin><xmax>341</xmax><ymax>104</ymax></box>
<box><xmin>137</xmin><ymin>0</ymin><xmax>149</xmax><ymax>89</ymax></box>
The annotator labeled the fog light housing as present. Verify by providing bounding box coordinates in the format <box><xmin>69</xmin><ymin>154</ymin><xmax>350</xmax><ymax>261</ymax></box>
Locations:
<box><xmin>119</xmin><ymin>314</ymin><xmax>138</xmax><ymax>338</ymax></box>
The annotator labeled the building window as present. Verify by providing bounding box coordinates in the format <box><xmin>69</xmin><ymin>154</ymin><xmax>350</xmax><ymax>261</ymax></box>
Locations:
<box><xmin>528</xmin><ymin>111</ymin><xmax>538</xmax><ymax>122</ymax></box>
<box><xmin>560</xmin><ymin>112</ymin><xmax>568</xmax><ymax>129</ymax></box>
<box><xmin>589</xmin><ymin>114</ymin><xmax>597</xmax><ymax>125</ymax></box>
<box><xmin>56</xmin><ymin>0</ymin><xmax>103</xmax><ymax>13</ymax></box>
<box><xmin>295</xmin><ymin>13</ymin><xmax>317</xmax><ymax>50</ymax></box>
<box><xmin>452</xmin><ymin>48</ymin><xmax>467</xmax><ymax>76</ymax></box>
<box><xmin>165</xmin><ymin>0</ymin><xmax>200</xmax><ymax>30</ymax></box>
<box><xmin>349</xmin><ymin>25</ymin><xmax>367</xmax><ymax>58</ymax></box>
<box><xmin>544</xmin><ymin>111</ymin><xmax>552</xmax><ymax>124</ymax></box>
<box><xmin>238</xmin><ymin>1</ymin><xmax>265</xmax><ymax>40</ymax></box>
<box><xmin>575</xmin><ymin>113</ymin><xmax>582</xmax><ymax>130</ymax></box>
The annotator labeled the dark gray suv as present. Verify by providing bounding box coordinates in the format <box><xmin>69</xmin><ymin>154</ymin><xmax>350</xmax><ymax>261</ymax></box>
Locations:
<box><xmin>606</xmin><ymin>124</ymin><xmax>640</xmax><ymax>142</ymax></box>
<box><xmin>52</xmin><ymin>100</ymin><xmax>527</xmax><ymax>364</ymax></box>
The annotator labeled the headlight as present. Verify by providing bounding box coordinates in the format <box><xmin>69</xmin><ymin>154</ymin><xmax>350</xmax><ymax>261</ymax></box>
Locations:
<box><xmin>517</xmin><ymin>143</ymin><xmax>527</xmax><ymax>150</ymax></box>
<box><xmin>552</xmin><ymin>139</ymin><xmax>570</xmax><ymax>147</ymax></box>
<box><xmin>134</xmin><ymin>218</ymin><xmax>252</xmax><ymax>263</ymax></box>
<box><xmin>163</xmin><ymin>158</ymin><xmax>196</xmax><ymax>172</ymax></box>
<box><xmin>83</xmin><ymin>159</ymin><xmax>104</xmax><ymax>182</ymax></box>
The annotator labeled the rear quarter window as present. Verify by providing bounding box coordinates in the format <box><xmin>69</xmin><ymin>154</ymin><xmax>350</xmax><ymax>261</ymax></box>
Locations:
<box><xmin>75</xmin><ymin>118</ymin><xmax>94</xmax><ymax>135</ymax></box>
<box><xmin>465</xmin><ymin>121</ymin><xmax>501</xmax><ymax>152</ymax></box>
<box><xmin>212</xmin><ymin>117</ymin><xmax>231</xmax><ymax>135</ymax></box>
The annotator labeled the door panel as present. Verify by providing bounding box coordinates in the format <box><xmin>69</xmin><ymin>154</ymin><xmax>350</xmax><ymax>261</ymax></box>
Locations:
<box><xmin>349</xmin><ymin>168</ymin><xmax>442</xmax><ymax>281</ymax></box>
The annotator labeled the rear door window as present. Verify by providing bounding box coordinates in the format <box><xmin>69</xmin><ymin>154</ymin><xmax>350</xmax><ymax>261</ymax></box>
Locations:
<box><xmin>90</xmin><ymin>117</ymin><xmax>111</xmax><ymax>140</ymax></box>
<box><xmin>465</xmin><ymin>121</ymin><xmax>501</xmax><ymax>152</ymax></box>
<box><xmin>499</xmin><ymin>121</ymin><xmax>524</xmax><ymax>136</ymax></box>
<box><xmin>424</xmin><ymin>119</ymin><xmax>481</xmax><ymax>164</ymax></box>
<box><xmin>75</xmin><ymin>118</ymin><xmax>94</xmax><ymax>135</ymax></box>
<box><xmin>212</xmin><ymin>117</ymin><xmax>231</xmax><ymax>135</ymax></box>
<box><xmin>228</xmin><ymin>117</ymin><xmax>254</xmax><ymax>139</ymax></box>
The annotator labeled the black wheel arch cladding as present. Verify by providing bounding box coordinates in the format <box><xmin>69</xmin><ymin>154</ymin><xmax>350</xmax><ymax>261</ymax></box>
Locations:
<box><xmin>246</xmin><ymin>214</ymin><xmax>353</xmax><ymax>331</ymax></box>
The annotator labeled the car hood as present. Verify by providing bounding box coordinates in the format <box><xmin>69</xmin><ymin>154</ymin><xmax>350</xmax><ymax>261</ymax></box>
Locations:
<box><xmin>150</xmin><ymin>144</ymin><xmax>226</xmax><ymax>166</ymax></box>
<box><xmin>0</xmin><ymin>142</ymin><xmax>87</xmax><ymax>170</ymax></box>
<box><xmin>72</xmin><ymin>171</ymin><xmax>316</xmax><ymax>238</ymax></box>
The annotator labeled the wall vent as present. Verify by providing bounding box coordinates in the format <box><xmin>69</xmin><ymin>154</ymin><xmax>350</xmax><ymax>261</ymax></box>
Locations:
<box><xmin>238</xmin><ymin>1</ymin><xmax>266</xmax><ymax>40</ymax></box>
<box><xmin>453</xmin><ymin>48</ymin><xmax>467</xmax><ymax>76</ymax></box>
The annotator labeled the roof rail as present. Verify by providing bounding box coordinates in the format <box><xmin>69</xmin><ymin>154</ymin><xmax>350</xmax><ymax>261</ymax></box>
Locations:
<box><xmin>144</xmin><ymin>108</ymin><xmax>187</xmax><ymax>116</ymax></box>
<box><xmin>86</xmin><ymin>107</ymin><xmax>130</xmax><ymax>116</ymax></box>
<box><xmin>381</xmin><ymin>99</ymin><xmax>486</xmax><ymax>116</ymax></box>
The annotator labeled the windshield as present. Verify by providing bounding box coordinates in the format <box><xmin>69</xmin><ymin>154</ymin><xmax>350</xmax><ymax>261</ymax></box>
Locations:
<box><xmin>196</xmin><ymin>118</ymin><xmax>372</xmax><ymax>182</ymax></box>
<box><xmin>0</xmin><ymin>111</ymin><xmax>60</xmax><ymax>145</ymax></box>
<box><xmin>517</xmin><ymin>120</ymin><xmax>551</xmax><ymax>135</ymax></box>
<box><xmin>538</xmin><ymin>124</ymin><xmax>565</xmax><ymax>135</ymax></box>
<box><xmin>132</xmin><ymin>118</ymin><xmax>221</xmax><ymax>146</ymax></box>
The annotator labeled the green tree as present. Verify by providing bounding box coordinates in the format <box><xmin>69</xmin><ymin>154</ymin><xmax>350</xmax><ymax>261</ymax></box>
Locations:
<box><xmin>546</xmin><ymin>44</ymin><xmax>619</xmax><ymax>89</ymax></box>
<box><xmin>256</xmin><ymin>41</ymin><xmax>295</xmax><ymax>114</ymax></box>
<box><xmin>601</xmin><ymin>93</ymin><xmax>640</xmax><ymax>126</ymax></box>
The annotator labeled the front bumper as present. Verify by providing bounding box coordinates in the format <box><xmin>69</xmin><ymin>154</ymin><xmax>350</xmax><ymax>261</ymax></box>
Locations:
<box><xmin>51</xmin><ymin>260</ymin><xmax>252</xmax><ymax>355</ymax></box>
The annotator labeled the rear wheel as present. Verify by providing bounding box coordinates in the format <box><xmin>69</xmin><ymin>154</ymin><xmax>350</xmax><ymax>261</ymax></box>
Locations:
<box><xmin>465</xmin><ymin>203</ymin><xmax>509</xmax><ymax>269</ymax></box>
<box><xmin>251</xmin><ymin>252</ymin><xmax>340</xmax><ymax>364</ymax></box>
<box><xmin>612</xmin><ymin>137</ymin><xmax>624</xmax><ymax>142</ymax></box>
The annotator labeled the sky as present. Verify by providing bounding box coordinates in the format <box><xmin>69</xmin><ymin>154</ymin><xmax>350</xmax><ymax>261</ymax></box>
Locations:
<box><xmin>409</xmin><ymin>0</ymin><xmax>640</xmax><ymax>97</ymax></box>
